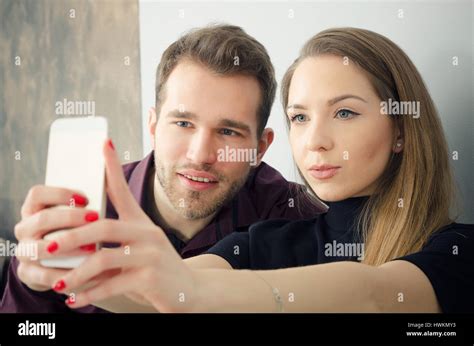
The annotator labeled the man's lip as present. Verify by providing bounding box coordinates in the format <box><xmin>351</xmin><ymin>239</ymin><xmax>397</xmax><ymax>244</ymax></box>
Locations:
<box><xmin>308</xmin><ymin>164</ymin><xmax>341</xmax><ymax>171</ymax></box>
<box><xmin>177</xmin><ymin>174</ymin><xmax>218</xmax><ymax>191</ymax></box>
<box><xmin>177</xmin><ymin>170</ymin><xmax>218</xmax><ymax>182</ymax></box>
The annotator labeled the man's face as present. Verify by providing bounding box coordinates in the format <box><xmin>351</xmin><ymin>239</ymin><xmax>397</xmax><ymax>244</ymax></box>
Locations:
<box><xmin>149</xmin><ymin>59</ymin><xmax>264</xmax><ymax>219</ymax></box>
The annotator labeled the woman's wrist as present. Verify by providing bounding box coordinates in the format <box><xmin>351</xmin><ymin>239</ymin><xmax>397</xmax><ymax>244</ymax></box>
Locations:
<box><xmin>189</xmin><ymin>269</ymin><xmax>212</xmax><ymax>312</ymax></box>
<box><xmin>188</xmin><ymin>269</ymin><xmax>283</xmax><ymax>313</ymax></box>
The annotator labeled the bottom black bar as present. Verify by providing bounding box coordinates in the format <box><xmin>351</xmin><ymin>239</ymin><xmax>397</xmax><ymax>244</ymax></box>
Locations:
<box><xmin>0</xmin><ymin>313</ymin><xmax>472</xmax><ymax>345</ymax></box>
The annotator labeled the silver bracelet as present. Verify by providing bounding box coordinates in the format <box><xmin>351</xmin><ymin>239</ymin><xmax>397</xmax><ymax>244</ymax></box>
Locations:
<box><xmin>253</xmin><ymin>272</ymin><xmax>284</xmax><ymax>312</ymax></box>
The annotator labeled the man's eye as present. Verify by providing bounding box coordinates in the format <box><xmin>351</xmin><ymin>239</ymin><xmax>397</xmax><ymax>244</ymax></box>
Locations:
<box><xmin>290</xmin><ymin>114</ymin><xmax>307</xmax><ymax>123</ymax></box>
<box><xmin>176</xmin><ymin>121</ymin><xmax>191</xmax><ymax>128</ymax></box>
<box><xmin>220</xmin><ymin>128</ymin><xmax>239</xmax><ymax>136</ymax></box>
<box><xmin>335</xmin><ymin>109</ymin><xmax>360</xmax><ymax>120</ymax></box>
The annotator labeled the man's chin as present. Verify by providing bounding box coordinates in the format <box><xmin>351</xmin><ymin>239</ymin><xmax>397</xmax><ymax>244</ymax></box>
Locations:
<box><xmin>176</xmin><ymin>203</ymin><xmax>218</xmax><ymax>220</ymax></box>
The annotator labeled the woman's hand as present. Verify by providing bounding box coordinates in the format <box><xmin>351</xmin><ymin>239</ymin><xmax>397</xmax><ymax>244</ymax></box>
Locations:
<box><xmin>41</xmin><ymin>139</ymin><xmax>199</xmax><ymax>312</ymax></box>
<box><xmin>14</xmin><ymin>185</ymin><xmax>94</xmax><ymax>292</ymax></box>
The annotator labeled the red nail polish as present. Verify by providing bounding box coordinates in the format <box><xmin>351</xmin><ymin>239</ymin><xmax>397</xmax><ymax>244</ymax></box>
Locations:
<box><xmin>85</xmin><ymin>211</ymin><xmax>99</xmax><ymax>222</ymax></box>
<box><xmin>107</xmin><ymin>139</ymin><xmax>115</xmax><ymax>150</ymax></box>
<box><xmin>53</xmin><ymin>280</ymin><xmax>66</xmax><ymax>292</ymax></box>
<box><xmin>80</xmin><ymin>243</ymin><xmax>96</xmax><ymax>252</ymax></box>
<box><xmin>46</xmin><ymin>241</ymin><xmax>59</xmax><ymax>254</ymax></box>
<box><xmin>65</xmin><ymin>297</ymin><xmax>75</xmax><ymax>305</ymax></box>
<box><xmin>72</xmin><ymin>194</ymin><xmax>88</xmax><ymax>206</ymax></box>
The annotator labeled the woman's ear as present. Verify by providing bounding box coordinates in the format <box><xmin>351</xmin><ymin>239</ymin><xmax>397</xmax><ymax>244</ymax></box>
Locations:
<box><xmin>148</xmin><ymin>107</ymin><xmax>158</xmax><ymax>149</ymax></box>
<box><xmin>393</xmin><ymin>126</ymin><xmax>404</xmax><ymax>153</ymax></box>
<box><xmin>255</xmin><ymin>128</ymin><xmax>275</xmax><ymax>166</ymax></box>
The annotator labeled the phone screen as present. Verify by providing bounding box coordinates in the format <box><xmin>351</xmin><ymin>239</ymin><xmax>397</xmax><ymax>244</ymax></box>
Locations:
<box><xmin>41</xmin><ymin>116</ymin><xmax>108</xmax><ymax>268</ymax></box>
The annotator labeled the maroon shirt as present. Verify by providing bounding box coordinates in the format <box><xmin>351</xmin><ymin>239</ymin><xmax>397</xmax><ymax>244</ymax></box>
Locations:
<box><xmin>0</xmin><ymin>152</ymin><xmax>325</xmax><ymax>313</ymax></box>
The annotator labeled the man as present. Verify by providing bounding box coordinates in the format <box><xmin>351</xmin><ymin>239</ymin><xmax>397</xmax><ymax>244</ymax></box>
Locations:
<box><xmin>0</xmin><ymin>24</ymin><xmax>325</xmax><ymax>313</ymax></box>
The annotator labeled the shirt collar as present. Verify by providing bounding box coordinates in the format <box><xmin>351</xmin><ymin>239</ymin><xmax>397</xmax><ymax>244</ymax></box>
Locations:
<box><xmin>127</xmin><ymin>151</ymin><xmax>155</xmax><ymax>208</ymax></box>
<box><xmin>323</xmin><ymin>196</ymin><xmax>369</xmax><ymax>234</ymax></box>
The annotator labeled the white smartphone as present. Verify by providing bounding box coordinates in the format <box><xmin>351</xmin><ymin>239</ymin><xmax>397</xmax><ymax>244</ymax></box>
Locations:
<box><xmin>40</xmin><ymin>116</ymin><xmax>108</xmax><ymax>269</ymax></box>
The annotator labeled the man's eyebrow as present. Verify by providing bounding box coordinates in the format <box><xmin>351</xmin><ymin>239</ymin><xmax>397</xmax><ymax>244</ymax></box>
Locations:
<box><xmin>286</xmin><ymin>104</ymin><xmax>307</xmax><ymax>111</ymax></box>
<box><xmin>166</xmin><ymin>110</ymin><xmax>251</xmax><ymax>134</ymax></box>
<box><xmin>166</xmin><ymin>110</ymin><xmax>198</xmax><ymax>120</ymax></box>
<box><xmin>327</xmin><ymin>94</ymin><xmax>368</xmax><ymax>106</ymax></box>
<box><xmin>218</xmin><ymin>118</ymin><xmax>251</xmax><ymax>134</ymax></box>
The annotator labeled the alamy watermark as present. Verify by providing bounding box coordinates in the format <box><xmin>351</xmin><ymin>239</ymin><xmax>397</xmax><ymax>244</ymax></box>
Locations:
<box><xmin>55</xmin><ymin>98</ymin><xmax>95</xmax><ymax>116</ymax></box>
<box><xmin>217</xmin><ymin>145</ymin><xmax>257</xmax><ymax>166</ymax></box>
<box><xmin>324</xmin><ymin>241</ymin><xmax>365</xmax><ymax>260</ymax></box>
<box><xmin>0</xmin><ymin>240</ymin><xmax>38</xmax><ymax>261</ymax></box>
<box><xmin>380</xmin><ymin>98</ymin><xmax>420</xmax><ymax>119</ymax></box>
<box><xmin>18</xmin><ymin>320</ymin><xmax>55</xmax><ymax>339</ymax></box>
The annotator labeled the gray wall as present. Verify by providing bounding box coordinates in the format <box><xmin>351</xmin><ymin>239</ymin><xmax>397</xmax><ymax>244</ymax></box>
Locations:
<box><xmin>0</xmin><ymin>0</ymin><xmax>142</xmax><ymax>241</ymax></box>
<box><xmin>139</xmin><ymin>0</ymin><xmax>473</xmax><ymax>223</ymax></box>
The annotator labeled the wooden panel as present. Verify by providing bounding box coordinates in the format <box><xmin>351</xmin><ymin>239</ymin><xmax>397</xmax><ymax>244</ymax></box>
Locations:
<box><xmin>0</xmin><ymin>0</ymin><xmax>142</xmax><ymax>241</ymax></box>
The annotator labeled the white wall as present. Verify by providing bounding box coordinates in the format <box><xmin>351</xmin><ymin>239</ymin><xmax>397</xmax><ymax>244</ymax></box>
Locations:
<box><xmin>139</xmin><ymin>0</ymin><xmax>473</xmax><ymax>222</ymax></box>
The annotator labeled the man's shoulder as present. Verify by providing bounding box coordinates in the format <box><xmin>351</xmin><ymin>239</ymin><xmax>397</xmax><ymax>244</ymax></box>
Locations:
<box><xmin>242</xmin><ymin>162</ymin><xmax>326</xmax><ymax>218</ymax></box>
<box><xmin>246</xmin><ymin>161</ymin><xmax>297</xmax><ymax>190</ymax></box>
<box><xmin>121</xmin><ymin>160</ymin><xmax>142</xmax><ymax>182</ymax></box>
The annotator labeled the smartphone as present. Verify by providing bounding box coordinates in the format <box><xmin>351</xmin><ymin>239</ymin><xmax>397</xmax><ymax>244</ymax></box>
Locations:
<box><xmin>40</xmin><ymin>116</ymin><xmax>108</xmax><ymax>269</ymax></box>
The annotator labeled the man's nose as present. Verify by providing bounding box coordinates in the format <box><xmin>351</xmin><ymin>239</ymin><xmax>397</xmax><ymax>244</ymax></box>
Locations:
<box><xmin>185</xmin><ymin>130</ymin><xmax>218</xmax><ymax>165</ymax></box>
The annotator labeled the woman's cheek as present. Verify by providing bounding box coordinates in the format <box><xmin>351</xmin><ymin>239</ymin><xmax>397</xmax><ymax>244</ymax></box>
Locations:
<box><xmin>346</xmin><ymin>132</ymin><xmax>393</xmax><ymax>191</ymax></box>
<box><xmin>290</xmin><ymin>129</ymin><xmax>305</xmax><ymax>170</ymax></box>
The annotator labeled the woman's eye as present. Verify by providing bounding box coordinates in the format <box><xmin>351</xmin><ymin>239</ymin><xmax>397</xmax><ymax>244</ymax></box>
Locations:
<box><xmin>290</xmin><ymin>114</ymin><xmax>307</xmax><ymax>123</ymax></box>
<box><xmin>176</xmin><ymin>121</ymin><xmax>191</xmax><ymax>128</ymax></box>
<box><xmin>335</xmin><ymin>109</ymin><xmax>360</xmax><ymax>120</ymax></box>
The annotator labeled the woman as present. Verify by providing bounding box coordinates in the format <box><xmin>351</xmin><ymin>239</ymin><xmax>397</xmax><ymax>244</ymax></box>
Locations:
<box><xmin>45</xmin><ymin>27</ymin><xmax>474</xmax><ymax>312</ymax></box>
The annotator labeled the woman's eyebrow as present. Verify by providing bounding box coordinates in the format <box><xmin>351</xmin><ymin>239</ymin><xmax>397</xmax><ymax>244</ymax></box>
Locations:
<box><xmin>287</xmin><ymin>95</ymin><xmax>368</xmax><ymax>111</ymax></box>
<box><xmin>327</xmin><ymin>94</ymin><xmax>368</xmax><ymax>105</ymax></box>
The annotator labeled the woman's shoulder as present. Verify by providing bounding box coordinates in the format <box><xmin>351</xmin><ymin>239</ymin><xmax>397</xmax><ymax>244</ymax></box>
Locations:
<box><xmin>420</xmin><ymin>221</ymin><xmax>474</xmax><ymax>252</ymax></box>
<box><xmin>430</xmin><ymin>222</ymin><xmax>474</xmax><ymax>239</ymax></box>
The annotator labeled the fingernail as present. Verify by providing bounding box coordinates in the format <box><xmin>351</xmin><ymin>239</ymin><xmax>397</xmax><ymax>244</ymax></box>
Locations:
<box><xmin>85</xmin><ymin>211</ymin><xmax>99</xmax><ymax>222</ymax></box>
<box><xmin>46</xmin><ymin>241</ymin><xmax>59</xmax><ymax>254</ymax></box>
<box><xmin>65</xmin><ymin>296</ymin><xmax>75</xmax><ymax>305</ymax></box>
<box><xmin>80</xmin><ymin>243</ymin><xmax>96</xmax><ymax>252</ymax></box>
<box><xmin>107</xmin><ymin>139</ymin><xmax>115</xmax><ymax>150</ymax></box>
<box><xmin>53</xmin><ymin>279</ymin><xmax>66</xmax><ymax>292</ymax></box>
<box><xmin>72</xmin><ymin>194</ymin><xmax>88</xmax><ymax>206</ymax></box>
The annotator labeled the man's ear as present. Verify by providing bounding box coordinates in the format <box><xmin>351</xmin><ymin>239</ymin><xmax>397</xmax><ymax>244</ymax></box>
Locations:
<box><xmin>255</xmin><ymin>128</ymin><xmax>274</xmax><ymax>166</ymax></box>
<box><xmin>148</xmin><ymin>107</ymin><xmax>158</xmax><ymax>149</ymax></box>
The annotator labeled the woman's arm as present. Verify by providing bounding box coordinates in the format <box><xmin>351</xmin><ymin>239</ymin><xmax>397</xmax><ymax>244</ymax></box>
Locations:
<box><xmin>90</xmin><ymin>254</ymin><xmax>232</xmax><ymax>312</ymax></box>
<box><xmin>184</xmin><ymin>254</ymin><xmax>233</xmax><ymax>270</ymax></box>
<box><xmin>190</xmin><ymin>260</ymin><xmax>440</xmax><ymax>313</ymax></box>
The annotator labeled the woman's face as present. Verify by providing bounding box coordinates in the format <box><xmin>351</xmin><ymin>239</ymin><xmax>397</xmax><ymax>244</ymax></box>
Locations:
<box><xmin>287</xmin><ymin>55</ymin><xmax>400</xmax><ymax>202</ymax></box>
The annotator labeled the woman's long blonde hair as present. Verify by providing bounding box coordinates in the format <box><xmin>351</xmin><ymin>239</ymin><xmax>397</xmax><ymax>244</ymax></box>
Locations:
<box><xmin>281</xmin><ymin>28</ymin><xmax>456</xmax><ymax>266</ymax></box>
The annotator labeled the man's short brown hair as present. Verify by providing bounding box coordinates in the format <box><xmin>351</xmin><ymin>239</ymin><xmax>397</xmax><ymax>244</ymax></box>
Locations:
<box><xmin>155</xmin><ymin>24</ymin><xmax>276</xmax><ymax>137</ymax></box>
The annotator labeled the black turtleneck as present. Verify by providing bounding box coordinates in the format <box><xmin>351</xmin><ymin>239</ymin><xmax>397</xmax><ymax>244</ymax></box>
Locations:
<box><xmin>206</xmin><ymin>196</ymin><xmax>369</xmax><ymax>270</ymax></box>
<box><xmin>206</xmin><ymin>197</ymin><xmax>474</xmax><ymax>313</ymax></box>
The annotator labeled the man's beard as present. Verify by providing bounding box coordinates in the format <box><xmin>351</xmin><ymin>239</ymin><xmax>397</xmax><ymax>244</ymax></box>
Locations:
<box><xmin>154</xmin><ymin>154</ymin><xmax>250</xmax><ymax>220</ymax></box>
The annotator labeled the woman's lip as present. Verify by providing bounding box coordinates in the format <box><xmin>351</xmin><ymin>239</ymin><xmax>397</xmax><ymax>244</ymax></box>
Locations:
<box><xmin>308</xmin><ymin>164</ymin><xmax>340</xmax><ymax>171</ymax></box>
<box><xmin>308</xmin><ymin>167</ymin><xmax>341</xmax><ymax>179</ymax></box>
